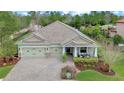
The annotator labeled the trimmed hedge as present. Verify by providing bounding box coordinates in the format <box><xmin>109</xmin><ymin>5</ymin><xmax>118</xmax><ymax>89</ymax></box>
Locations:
<box><xmin>73</xmin><ymin>57</ymin><xmax>98</xmax><ymax>63</ymax></box>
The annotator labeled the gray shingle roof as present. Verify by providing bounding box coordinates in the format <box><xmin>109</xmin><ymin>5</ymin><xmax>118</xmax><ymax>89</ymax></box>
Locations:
<box><xmin>18</xmin><ymin>21</ymin><xmax>97</xmax><ymax>46</ymax></box>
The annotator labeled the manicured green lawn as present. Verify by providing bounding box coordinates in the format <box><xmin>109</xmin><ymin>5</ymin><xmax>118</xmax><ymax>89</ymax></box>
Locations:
<box><xmin>112</xmin><ymin>53</ymin><xmax>124</xmax><ymax>78</ymax></box>
<box><xmin>0</xmin><ymin>65</ymin><xmax>14</xmax><ymax>79</ymax></box>
<box><xmin>76</xmin><ymin>49</ymin><xmax>124</xmax><ymax>81</ymax></box>
<box><xmin>76</xmin><ymin>70</ymin><xmax>119</xmax><ymax>81</ymax></box>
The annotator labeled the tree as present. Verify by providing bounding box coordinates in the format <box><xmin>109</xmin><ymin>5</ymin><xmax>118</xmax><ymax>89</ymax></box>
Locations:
<box><xmin>62</xmin><ymin>13</ymin><xmax>73</xmax><ymax>25</ymax></box>
<box><xmin>18</xmin><ymin>16</ymin><xmax>31</xmax><ymax>29</ymax></box>
<box><xmin>2</xmin><ymin>40</ymin><xmax>17</xmax><ymax>56</ymax></box>
<box><xmin>82</xmin><ymin>25</ymin><xmax>100</xmax><ymax>39</ymax></box>
<box><xmin>71</xmin><ymin>15</ymin><xmax>82</xmax><ymax>29</ymax></box>
<box><xmin>92</xmin><ymin>25</ymin><xmax>101</xmax><ymax>39</ymax></box>
<box><xmin>0</xmin><ymin>12</ymin><xmax>20</xmax><ymax>56</ymax></box>
<box><xmin>113</xmin><ymin>34</ymin><xmax>124</xmax><ymax>45</ymax></box>
<box><xmin>28</xmin><ymin>11</ymin><xmax>37</xmax><ymax>19</ymax></box>
<box><xmin>82</xmin><ymin>25</ymin><xmax>93</xmax><ymax>36</ymax></box>
<box><xmin>39</xmin><ymin>11</ymin><xmax>66</xmax><ymax>26</ymax></box>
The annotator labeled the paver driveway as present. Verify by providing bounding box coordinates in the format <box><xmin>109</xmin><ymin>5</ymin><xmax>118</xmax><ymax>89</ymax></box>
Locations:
<box><xmin>4</xmin><ymin>57</ymin><xmax>68</xmax><ymax>81</ymax></box>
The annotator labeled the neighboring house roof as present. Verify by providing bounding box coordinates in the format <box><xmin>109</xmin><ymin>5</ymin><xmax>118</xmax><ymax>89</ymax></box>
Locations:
<box><xmin>18</xmin><ymin>21</ymin><xmax>97</xmax><ymax>47</ymax></box>
<box><xmin>117</xmin><ymin>18</ymin><xmax>124</xmax><ymax>23</ymax></box>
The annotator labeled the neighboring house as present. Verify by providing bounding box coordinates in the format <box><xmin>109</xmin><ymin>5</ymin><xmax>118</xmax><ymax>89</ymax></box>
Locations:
<box><xmin>17</xmin><ymin>21</ymin><xmax>98</xmax><ymax>58</ymax></box>
<box><xmin>116</xmin><ymin>18</ymin><xmax>124</xmax><ymax>38</ymax></box>
<box><xmin>100</xmin><ymin>25</ymin><xmax>117</xmax><ymax>37</ymax></box>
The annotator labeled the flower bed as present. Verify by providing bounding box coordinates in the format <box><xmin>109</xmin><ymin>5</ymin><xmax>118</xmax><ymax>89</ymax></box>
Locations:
<box><xmin>0</xmin><ymin>56</ymin><xmax>20</xmax><ymax>67</ymax></box>
<box><xmin>74</xmin><ymin>57</ymin><xmax>115</xmax><ymax>76</ymax></box>
<box><xmin>61</xmin><ymin>65</ymin><xmax>77</xmax><ymax>80</ymax></box>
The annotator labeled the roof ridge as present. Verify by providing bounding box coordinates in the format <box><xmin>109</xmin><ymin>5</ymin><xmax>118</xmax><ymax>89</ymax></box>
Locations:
<box><xmin>18</xmin><ymin>32</ymin><xmax>48</xmax><ymax>44</ymax></box>
<box><xmin>56</xmin><ymin>21</ymin><xmax>95</xmax><ymax>43</ymax></box>
<box><xmin>33</xmin><ymin>32</ymin><xmax>46</xmax><ymax>40</ymax></box>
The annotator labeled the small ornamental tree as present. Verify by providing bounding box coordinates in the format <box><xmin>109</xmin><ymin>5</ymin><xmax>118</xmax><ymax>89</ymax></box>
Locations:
<box><xmin>113</xmin><ymin>34</ymin><xmax>124</xmax><ymax>45</ymax></box>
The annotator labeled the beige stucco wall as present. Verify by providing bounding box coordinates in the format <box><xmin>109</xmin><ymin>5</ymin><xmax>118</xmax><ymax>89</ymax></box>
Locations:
<box><xmin>49</xmin><ymin>47</ymin><xmax>62</xmax><ymax>57</ymax></box>
<box><xmin>117</xmin><ymin>23</ymin><xmax>124</xmax><ymax>38</ymax></box>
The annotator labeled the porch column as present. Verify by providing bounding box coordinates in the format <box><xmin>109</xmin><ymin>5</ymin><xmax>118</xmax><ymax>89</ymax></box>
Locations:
<box><xmin>73</xmin><ymin>47</ymin><xmax>78</xmax><ymax>57</ymax></box>
<box><xmin>94</xmin><ymin>47</ymin><xmax>97</xmax><ymax>57</ymax></box>
<box><xmin>62</xmin><ymin>47</ymin><xmax>66</xmax><ymax>55</ymax></box>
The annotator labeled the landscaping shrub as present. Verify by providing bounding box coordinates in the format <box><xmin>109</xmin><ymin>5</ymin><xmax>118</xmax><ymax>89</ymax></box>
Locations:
<box><xmin>62</xmin><ymin>53</ymin><xmax>67</xmax><ymax>63</ymax></box>
<box><xmin>78</xmin><ymin>62</ymin><xmax>85</xmax><ymax>70</ymax></box>
<box><xmin>73</xmin><ymin>57</ymin><xmax>98</xmax><ymax>63</ymax></box>
<box><xmin>113</xmin><ymin>34</ymin><xmax>124</xmax><ymax>45</ymax></box>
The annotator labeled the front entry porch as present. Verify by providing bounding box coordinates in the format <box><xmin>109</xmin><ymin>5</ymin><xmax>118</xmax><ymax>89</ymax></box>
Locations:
<box><xmin>63</xmin><ymin>47</ymin><xmax>98</xmax><ymax>57</ymax></box>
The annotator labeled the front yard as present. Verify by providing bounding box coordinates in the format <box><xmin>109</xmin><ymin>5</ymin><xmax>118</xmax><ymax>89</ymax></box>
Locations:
<box><xmin>76</xmin><ymin>70</ymin><xmax>119</xmax><ymax>81</ymax></box>
<box><xmin>0</xmin><ymin>46</ymin><xmax>124</xmax><ymax>81</ymax></box>
<box><xmin>75</xmin><ymin>48</ymin><xmax>124</xmax><ymax>81</ymax></box>
<box><xmin>0</xmin><ymin>65</ymin><xmax>14</xmax><ymax>79</ymax></box>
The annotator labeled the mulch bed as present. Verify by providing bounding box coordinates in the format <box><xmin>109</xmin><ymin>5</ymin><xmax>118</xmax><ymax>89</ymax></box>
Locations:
<box><xmin>0</xmin><ymin>56</ymin><xmax>21</xmax><ymax>67</ymax></box>
<box><xmin>74</xmin><ymin>59</ymin><xmax>115</xmax><ymax>76</ymax></box>
<box><xmin>61</xmin><ymin>65</ymin><xmax>77</xmax><ymax>80</ymax></box>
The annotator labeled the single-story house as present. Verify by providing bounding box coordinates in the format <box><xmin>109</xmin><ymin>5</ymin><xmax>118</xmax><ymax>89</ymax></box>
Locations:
<box><xmin>17</xmin><ymin>21</ymin><xmax>98</xmax><ymax>58</ymax></box>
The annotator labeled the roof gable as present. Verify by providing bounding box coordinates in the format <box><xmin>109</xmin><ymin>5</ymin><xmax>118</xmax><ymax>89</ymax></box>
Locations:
<box><xmin>39</xmin><ymin>21</ymin><xmax>78</xmax><ymax>43</ymax></box>
<box><xmin>21</xmin><ymin>33</ymin><xmax>46</xmax><ymax>43</ymax></box>
<box><xmin>63</xmin><ymin>36</ymin><xmax>97</xmax><ymax>47</ymax></box>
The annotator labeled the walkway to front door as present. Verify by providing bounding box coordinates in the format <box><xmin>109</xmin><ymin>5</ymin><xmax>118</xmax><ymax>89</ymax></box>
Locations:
<box><xmin>66</xmin><ymin>55</ymin><xmax>75</xmax><ymax>66</ymax></box>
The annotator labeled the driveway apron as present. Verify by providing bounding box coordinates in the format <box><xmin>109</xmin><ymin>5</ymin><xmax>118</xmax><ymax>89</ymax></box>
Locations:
<box><xmin>4</xmin><ymin>57</ymin><xmax>66</xmax><ymax>81</ymax></box>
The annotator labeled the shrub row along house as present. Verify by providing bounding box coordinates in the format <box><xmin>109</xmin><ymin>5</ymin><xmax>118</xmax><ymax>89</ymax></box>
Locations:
<box><xmin>17</xmin><ymin>21</ymin><xmax>98</xmax><ymax>58</ymax></box>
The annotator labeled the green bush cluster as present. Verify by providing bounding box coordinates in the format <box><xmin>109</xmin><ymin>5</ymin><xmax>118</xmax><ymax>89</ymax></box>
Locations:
<box><xmin>73</xmin><ymin>57</ymin><xmax>98</xmax><ymax>63</ymax></box>
<box><xmin>62</xmin><ymin>53</ymin><xmax>67</xmax><ymax>63</ymax></box>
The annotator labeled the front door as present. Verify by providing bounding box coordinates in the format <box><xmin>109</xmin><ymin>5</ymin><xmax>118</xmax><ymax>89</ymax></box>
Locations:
<box><xmin>66</xmin><ymin>47</ymin><xmax>73</xmax><ymax>55</ymax></box>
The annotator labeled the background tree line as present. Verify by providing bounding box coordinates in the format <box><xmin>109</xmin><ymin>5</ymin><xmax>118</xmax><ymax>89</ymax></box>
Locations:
<box><xmin>31</xmin><ymin>11</ymin><xmax>119</xmax><ymax>28</ymax></box>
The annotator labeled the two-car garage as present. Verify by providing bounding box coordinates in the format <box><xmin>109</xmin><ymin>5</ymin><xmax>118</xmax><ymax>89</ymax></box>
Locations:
<box><xmin>18</xmin><ymin>46</ymin><xmax>62</xmax><ymax>57</ymax></box>
<box><xmin>21</xmin><ymin>47</ymin><xmax>46</xmax><ymax>57</ymax></box>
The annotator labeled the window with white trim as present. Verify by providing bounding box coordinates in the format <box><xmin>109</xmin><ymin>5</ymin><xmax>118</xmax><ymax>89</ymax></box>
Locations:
<box><xmin>80</xmin><ymin>47</ymin><xmax>87</xmax><ymax>53</ymax></box>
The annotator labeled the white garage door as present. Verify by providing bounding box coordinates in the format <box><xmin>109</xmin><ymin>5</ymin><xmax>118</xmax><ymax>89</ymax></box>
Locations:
<box><xmin>20</xmin><ymin>47</ymin><xmax>62</xmax><ymax>57</ymax></box>
<box><xmin>21</xmin><ymin>47</ymin><xmax>46</xmax><ymax>57</ymax></box>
